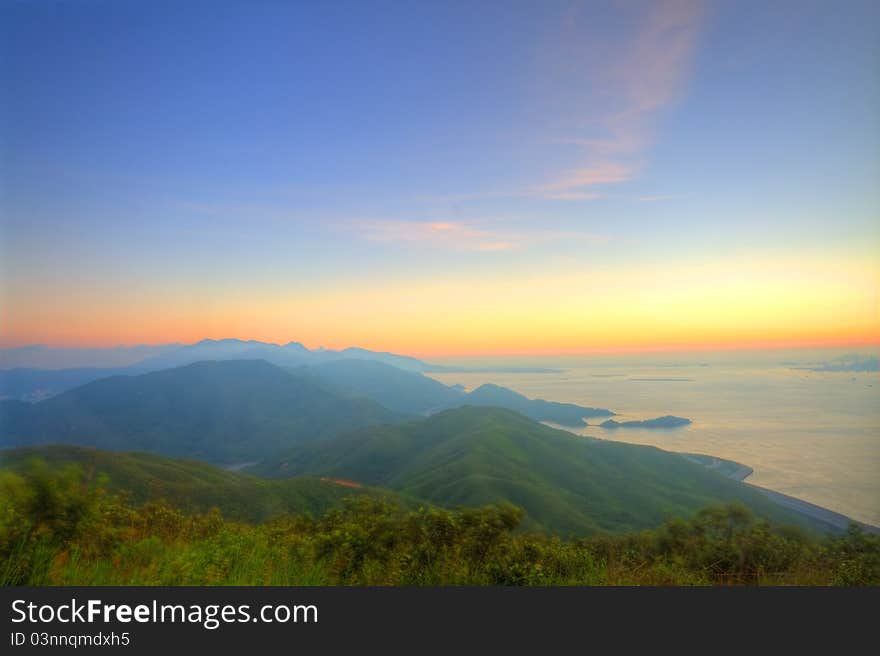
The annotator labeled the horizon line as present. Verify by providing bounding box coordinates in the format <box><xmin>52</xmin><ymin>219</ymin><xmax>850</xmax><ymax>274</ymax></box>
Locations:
<box><xmin>1</xmin><ymin>336</ymin><xmax>878</xmax><ymax>360</ymax></box>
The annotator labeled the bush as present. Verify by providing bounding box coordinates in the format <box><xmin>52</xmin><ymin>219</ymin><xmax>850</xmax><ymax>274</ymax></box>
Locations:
<box><xmin>2</xmin><ymin>463</ymin><xmax>876</xmax><ymax>586</ymax></box>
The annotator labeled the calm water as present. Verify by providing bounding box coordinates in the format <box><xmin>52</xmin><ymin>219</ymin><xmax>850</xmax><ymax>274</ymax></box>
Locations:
<box><xmin>427</xmin><ymin>348</ymin><xmax>880</xmax><ymax>526</ymax></box>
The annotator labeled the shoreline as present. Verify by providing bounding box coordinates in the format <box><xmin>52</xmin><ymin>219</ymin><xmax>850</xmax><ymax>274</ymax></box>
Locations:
<box><xmin>683</xmin><ymin>452</ymin><xmax>880</xmax><ymax>535</ymax></box>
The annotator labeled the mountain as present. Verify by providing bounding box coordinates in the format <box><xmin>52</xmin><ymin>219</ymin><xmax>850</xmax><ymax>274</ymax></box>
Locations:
<box><xmin>1</xmin><ymin>351</ymin><xmax>616</xmax><ymax>437</ymax></box>
<box><xmin>293</xmin><ymin>360</ymin><xmax>612</xmax><ymax>423</ymax></box>
<box><xmin>0</xmin><ymin>339</ymin><xmax>433</xmax><ymax>401</ymax></box>
<box><xmin>0</xmin><ymin>360</ymin><xmax>401</xmax><ymax>462</ymax></box>
<box><xmin>313</xmin><ymin>346</ymin><xmax>426</xmax><ymax>372</ymax></box>
<box><xmin>302</xmin><ymin>359</ymin><xmax>466</xmax><ymax>414</ymax></box>
<box><xmin>133</xmin><ymin>339</ymin><xmax>428</xmax><ymax>373</ymax></box>
<box><xmin>600</xmin><ymin>416</ymin><xmax>692</xmax><ymax>429</ymax></box>
<box><xmin>461</xmin><ymin>383</ymin><xmax>613</xmax><ymax>426</ymax></box>
<box><xmin>252</xmin><ymin>406</ymin><xmax>833</xmax><ymax>536</ymax></box>
<box><xmin>0</xmin><ymin>444</ymin><xmax>410</xmax><ymax>522</ymax></box>
<box><xmin>130</xmin><ymin>339</ymin><xmax>312</xmax><ymax>372</ymax></box>
<box><xmin>0</xmin><ymin>367</ymin><xmax>128</xmax><ymax>402</ymax></box>
<box><xmin>0</xmin><ymin>344</ymin><xmax>181</xmax><ymax>369</ymax></box>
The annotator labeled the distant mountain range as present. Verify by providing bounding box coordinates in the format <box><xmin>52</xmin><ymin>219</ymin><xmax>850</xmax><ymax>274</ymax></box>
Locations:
<box><xmin>298</xmin><ymin>359</ymin><xmax>465</xmax><ymax>414</ymax></box>
<box><xmin>1</xmin><ymin>345</ymin><xmax>614</xmax><ymax>427</ymax></box>
<box><xmin>0</xmin><ymin>344</ymin><xmax>181</xmax><ymax>369</ymax></box>
<box><xmin>135</xmin><ymin>339</ymin><xmax>428</xmax><ymax>373</ymax></box>
<box><xmin>463</xmin><ymin>383</ymin><xmax>613</xmax><ymax>426</ymax></box>
<box><xmin>0</xmin><ymin>367</ymin><xmax>125</xmax><ymax>403</ymax></box>
<box><xmin>0</xmin><ymin>355</ymin><xmax>862</xmax><ymax>537</ymax></box>
<box><xmin>0</xmin><ymin>360</ymin><xmax>401</xmax><ymax>461</ymax></box>
<box><xmin>0</xmin><ymin>358</ymin><xmax>614</xmax><ymax>460</ymax></box>
<box><xmin>0</xmin><ymin>339</ymin><xmax>428</xmax><ymax>401</ymax></box>
<box><xmin>0</xmin><ymin>338</ymin><xmax>585</xmax><ymax>402</ymax></box>
<box><xmin>298</xmin><ymin>360</ymin><xmax>613</xmax><ymax>425</ymax></box>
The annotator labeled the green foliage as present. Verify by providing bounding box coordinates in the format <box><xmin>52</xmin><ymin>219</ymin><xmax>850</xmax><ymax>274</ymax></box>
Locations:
<box><xmin>255</xmin><ymin>406</ymin><xmax>831</xmax><ymax>536</ymax></box>
<box><xmin>3</xmin><ymin>465</ymin><xmax>876</xmax><ymax>586</ymax></box>
<box><xmin>824</xmin><ymin>524</ymin><xmax>880</xmax><ymax>585</ymax></box>
<box><xmin>0</xmin><ymin>446</ymin><xmax>412</xmax><ymax>522</ymax></box>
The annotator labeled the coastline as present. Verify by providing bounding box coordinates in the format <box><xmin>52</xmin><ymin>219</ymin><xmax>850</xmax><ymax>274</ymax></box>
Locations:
<box><xmin>683</xmin><ymin>452</ymin><xmax>880</xmax><ymax>535</ymax></box>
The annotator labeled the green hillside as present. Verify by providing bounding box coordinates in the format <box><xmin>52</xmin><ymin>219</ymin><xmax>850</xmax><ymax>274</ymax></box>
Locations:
<box><xmin>0</xmin><ymin>444</ymin><xmax>409</xmax><ymax>522</ymax></box>
<box><xmin>462</xmin><ymin>383</ymin><xmax>614</xmax><ymax>426</ymax></box>
<box><xmin>0</xmin><ymin>360</ymin><xmax>401</xmax><ymax>462</ymax></box>
<box><xmin>3</xmin><ymin>451</ymin><xmax>877</xmax><ymax>585</ymax></box>
<box><xmin>292</xmin><ymin>359</ymin><xmax>614</xmax><ymax>424</ymax></box>
<box><xmin>253</xmin><ymin>406</ymin><xmax>833</xmax><ymax>536</ymax></box>
<box><xmin>304</xmin><ymin>359</ymin><xmax>465</xmax><ymax>414</ymax></box>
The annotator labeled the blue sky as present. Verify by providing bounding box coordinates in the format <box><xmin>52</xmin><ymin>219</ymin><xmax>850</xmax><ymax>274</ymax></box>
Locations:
<box><xmin>1</xmin><ymin>1</ymin><xmax>878</xmax><ymax>353</ymax></box>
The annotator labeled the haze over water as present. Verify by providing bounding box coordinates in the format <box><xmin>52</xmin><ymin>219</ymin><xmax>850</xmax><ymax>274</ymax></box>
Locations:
<box><xmin>428</xmin><ymin>347</ymin><xmax>880</xmax><ymax>527</ymax></box>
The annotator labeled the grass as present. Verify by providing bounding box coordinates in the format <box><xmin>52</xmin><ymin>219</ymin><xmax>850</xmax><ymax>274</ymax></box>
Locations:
<box><xmin>2</xmin><ymin>462</ymin><xmax>877</xmax><ymax>586</ymax></box>
<box><xmin>0</xmin><ymin>445</ymin><xmax>412</xmax><ymax>523</ymax></box>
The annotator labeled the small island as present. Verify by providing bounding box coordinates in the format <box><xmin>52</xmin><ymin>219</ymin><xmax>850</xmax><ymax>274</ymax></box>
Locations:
<box><xmin>600</xmin><ymin>415</ymin><xmax>692</xmax><ymax>429</ymax></box>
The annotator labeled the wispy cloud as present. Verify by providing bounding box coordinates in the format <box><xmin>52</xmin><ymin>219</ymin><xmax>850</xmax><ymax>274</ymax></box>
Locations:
<box><xmin>350</xmin><ymin>219</ymin><xmax>610</xmax><ymax>252</ymax></box>
<box><xmin>413</xmin><ymin>2</ymin><xmax>706</xmax><ymax>205</ymax></box>
<box><xmin>415</xmin><ymin>188</ymin><xmax>605</xmax><ymax>204</ymax></box>
<box><xmin>534</xmin><ymin>0</ymin><xmax>706</xmax><ymax>199</ymax></box>
<box><xmin>355</xmin><ymin>220</ymin><xmax>517</xmax><ymax>252</ymax></box>
<box><xmin>534</xmin><ymin>162</ymin><xmax>634</xmax><ymax>195</ymax></box>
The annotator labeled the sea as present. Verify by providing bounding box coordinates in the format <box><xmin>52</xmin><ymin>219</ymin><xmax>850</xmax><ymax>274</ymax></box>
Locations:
<box><xmin>426</xmin><ymin>347</ymin><xmax>880</xmax><ymax>527</ymax></box>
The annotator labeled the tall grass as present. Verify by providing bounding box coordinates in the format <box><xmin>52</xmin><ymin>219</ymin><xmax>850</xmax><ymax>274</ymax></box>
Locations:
<box><xmin>1</xmin><ymin>465</ymin><xmax>877</xmax><ymax>586</ymax></box>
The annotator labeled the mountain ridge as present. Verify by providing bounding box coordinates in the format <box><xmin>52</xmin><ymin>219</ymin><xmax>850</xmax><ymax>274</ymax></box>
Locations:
<box><xmin>0</xmin><ymin>339</ymin><xmax>435</xmax><ymax>400</ymax></box>
<box><xmin>251</xmin><ymin>405</ymin><xmax>839</xmax><ymax>536</ymax></box>
<box><xmin>0</xmin><ymin>359</ymin><xmax>402</xmax><ymax>462</ymax></box>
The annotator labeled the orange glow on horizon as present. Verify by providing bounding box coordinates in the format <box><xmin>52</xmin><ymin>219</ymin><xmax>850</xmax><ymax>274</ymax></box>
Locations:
<box><xmin>3</xmin><ymin>253</ymin><xmax>877</xmax><ymax>358</ymax></box>
<box><xmin>1</xmin><ymin>333</ymin><xmax>877</xmax><ymax>361</ymax></box>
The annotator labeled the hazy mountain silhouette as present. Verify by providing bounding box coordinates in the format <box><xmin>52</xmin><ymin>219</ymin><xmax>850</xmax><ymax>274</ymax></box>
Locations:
<box><xmin>0</xmin><ymin>360</ymin><xmax>401</xmax><ymax>462</ymax></box>
<box><xmin>462</xmin><ymin>383</ymin><xmax>613</xmax><ymax>426</ymax></box>
<box><xmin>0</xmin><ymin>338</ymin><xmax>431</xmax><ymax>401</ymax></box>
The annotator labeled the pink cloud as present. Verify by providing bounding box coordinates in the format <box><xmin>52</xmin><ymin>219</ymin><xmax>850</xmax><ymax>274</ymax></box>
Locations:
<box><xmin>536</xmin><ymin>0</ymin><xmax>706</xmax><ymax>198</ymax></box>
<box><xmin>350</xmin><ymin>219</ymin><xmax>612</xmax><ymax>252</ymax></box>
<box><xmin>356</xmin><ymin>220</ymin><xmax>518</xmax><ymax>252</ymax></box>
<box><xmin>535</xmin><ymin>162</ymin><xmax>634</xmax><ymax>194</ymax></box>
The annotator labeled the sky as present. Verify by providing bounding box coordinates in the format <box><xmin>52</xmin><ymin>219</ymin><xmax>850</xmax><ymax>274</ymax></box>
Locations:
<box><xmin>1</xmin><ymin>0</ymin><xmax>878</xmax><ymax>357</ymax></box>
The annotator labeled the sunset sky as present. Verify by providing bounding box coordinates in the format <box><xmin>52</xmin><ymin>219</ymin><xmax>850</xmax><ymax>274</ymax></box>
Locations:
<box><xmin>2</xmin><ymin>1</ymin><xmax>878</xmax><ymax>356</ymax></box>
